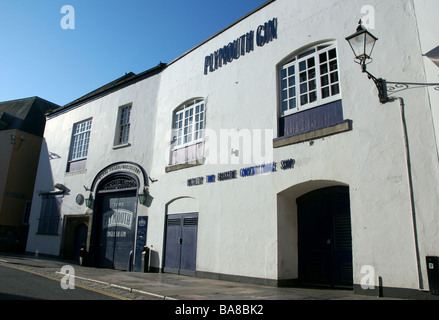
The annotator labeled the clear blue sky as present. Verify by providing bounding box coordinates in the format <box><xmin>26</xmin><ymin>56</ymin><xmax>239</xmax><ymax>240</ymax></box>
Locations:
<box><xmin>0</xmin><ymin>0</ymin><xmax>268</xmax><ymax>106</ymax></box>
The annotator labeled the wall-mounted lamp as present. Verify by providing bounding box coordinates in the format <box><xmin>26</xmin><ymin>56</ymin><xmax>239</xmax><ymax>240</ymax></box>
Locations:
<box><xmin>345</xmin><ymin>21</ymin><xmax>439</xmax><ymax>104</ymax></box>
<box><xmin>85</xmin><ymin>193</ymin><xmax>93</xmax><ymax>208</ymax></box>
<box><xmin>10</xmin><ymin>134</ymin><xmax>26</xmax><ymax>148</ymax></box>
<box><xmin>345</xmin><ymin>21</ymin><xmax>378</xmax><ymax>67</ymax></box>
<box><xmin>138</xmin><ymin>187</ymin><xmax>149</xmax><ymax>205</ymax></box>
<box><xmin>345</xmin><ymin>21</ymin><xmax>389</xmax><ymax>103</ymax></box>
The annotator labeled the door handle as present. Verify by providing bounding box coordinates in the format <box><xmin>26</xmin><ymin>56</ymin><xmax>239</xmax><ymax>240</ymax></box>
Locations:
<box><xmin>178</xmin><ymin>237</ymin><xmax>183</xmax><ymax>244</ymax></box>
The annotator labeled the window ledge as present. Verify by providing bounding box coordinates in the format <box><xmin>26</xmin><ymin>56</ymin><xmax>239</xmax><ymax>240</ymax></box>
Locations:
<box><xmin>113</xmin><ymin>143</ymin><xmax>131</xmax><ymax>150</ymax></box>
<box><xmin>65</xmin><ymin>169</ymin><xmax>87</xmax><ymax>176</ymax></box>
<box><xmin>165</xmin><ymin>158</ymin><xmax>205</xmax><ymax>173</ymax></box>
<box><xmin>273</xmin><ymin>120</ymin><xmax>352</xmax><ymax>148</ymax></box>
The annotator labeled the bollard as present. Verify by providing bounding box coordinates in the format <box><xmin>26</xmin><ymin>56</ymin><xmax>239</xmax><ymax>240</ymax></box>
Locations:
<box><xmin>79</xmin><ymin>244</ymin><xmax>86</xmax><ymax>266</ymax></box>
<box><xmin>141</xmin><ymin>246</ymin><xmax>150</xmax><ymax>273</ymax></box>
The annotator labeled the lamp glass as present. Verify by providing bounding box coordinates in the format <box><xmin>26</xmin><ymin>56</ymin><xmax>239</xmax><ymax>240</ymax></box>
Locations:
<box><xmin>363</xmin><ymin>31</ymin><xmax>377</xmax><ymax>59</ymax></box>
<box><xmin>138</xmin><ymin>194</ymin><xmax>147</xmax><ymax>205</ymax></box>
<box><xmin>85</xmin><ymin>193</ymin><xmax>93</xmax><ymax>208</ymax></box>
<box><xmin>346</xmin><ymin>27</ymin><xmax>378</xmax><ymax>62</ymax></box>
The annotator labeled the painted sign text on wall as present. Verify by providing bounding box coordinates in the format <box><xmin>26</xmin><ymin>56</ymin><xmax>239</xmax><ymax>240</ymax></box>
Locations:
<box><xmin>240</xmin><ymin>162</ymin><xmax>277</xmax><ymax>178</ymax></box>
<box><xmin>187</xmin><ymin>159</ymin><xmax>295</xmax><ymax>187</ymax></box>
<box><xmin>102</xmin><ymin>209</ymin><xmax>133</xmax><ymax>230</ymax></box>
<box><xmin>97</xmin><ymin>164</ymin><xmax>141</xmax><ymax>181</ymax></box>
<box><xmin>204</xmin><ymin>18</ymin><xmax>278</xmax><ymax>75</ymax></box>
<box><xmin>92</xmin><ymin>162</ymin><xmax>145</xmax><ymax>192</ymax></box>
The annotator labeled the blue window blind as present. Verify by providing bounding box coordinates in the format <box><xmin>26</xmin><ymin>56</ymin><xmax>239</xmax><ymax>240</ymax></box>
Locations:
<box><xmin>38</xmin><ymin>195</ymin><xmax>62</xmax><ymax>235</ymax></box>
<box><xmin>280</xmin><ymin>100</ymin><xmax>344</xmax><ymax>138</ymax></box>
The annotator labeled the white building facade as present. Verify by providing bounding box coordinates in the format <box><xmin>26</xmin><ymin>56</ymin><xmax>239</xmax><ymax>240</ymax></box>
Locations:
<box><xmin>27</xmin><ymin>0</ymin><xmax>439</xmax><ymax>298</ymax></box>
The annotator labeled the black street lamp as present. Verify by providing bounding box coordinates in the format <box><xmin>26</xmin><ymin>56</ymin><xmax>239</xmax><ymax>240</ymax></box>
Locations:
<box><xmin>85</xmin><ymin>193</ymin><xmax>93</xmax><ymax>208</ymax></box>
<box><xmin>345</xmin><ymin>21</ymin><xmax>389</xmax><ymax>103</ymax></box>
<box><xmin>138</xmin><ymin>187</ymin><xmax>149</xmax><ymax>205</ymax></box>
<box><xmin>345</xmin><ymin>22</ymin><xmax>378</xmax><ymax>67</ymax></box>
<box><xmin>345</xmin><ymin>21</ymin><xmax>439</xmax><ymax>104</ymax></box>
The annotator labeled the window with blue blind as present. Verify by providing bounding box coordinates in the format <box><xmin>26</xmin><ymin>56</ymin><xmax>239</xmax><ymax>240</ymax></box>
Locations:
<box><xmin>169</xmin><ymin>99</ymin><xmax>205</xmax><ymax>167</ymax></box>
<box><xmin>277</xmin><ymin>42</ymin><xmax>349</xmax><ymax>142</ymax></box>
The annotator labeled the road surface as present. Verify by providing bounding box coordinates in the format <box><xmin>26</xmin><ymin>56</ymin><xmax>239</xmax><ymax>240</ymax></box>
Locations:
<box><xmin>0</xmin><ymin>264</ymin><xmax>128</xmax><ymax>300</ymax></box>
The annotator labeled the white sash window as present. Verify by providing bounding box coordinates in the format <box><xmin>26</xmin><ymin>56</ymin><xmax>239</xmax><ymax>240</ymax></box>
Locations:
<box><xmin>280</xmin><ymin>43</ymin><xmax>341</xmax><ymax>117</ymax></box>
<box><xmin>69</xmin><ymin>119</ymin><xmax>92</xmax><ymax>161</ymax></box>
<box><xmin>170</xmin><ymin>99</ymin><xmax>205</xmax><ymax>166</ymax></box>
<box><xmin>173</xmin><ymin>99</ymin><xmax>205</xmax><ymax>148</ymax></box>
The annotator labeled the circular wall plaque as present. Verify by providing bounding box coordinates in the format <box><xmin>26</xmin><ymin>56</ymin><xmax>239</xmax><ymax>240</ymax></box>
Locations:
<box><xmin>76</xmin><ymin>194</ymin><xmax>85</xmax><ymax>205</ymax></box>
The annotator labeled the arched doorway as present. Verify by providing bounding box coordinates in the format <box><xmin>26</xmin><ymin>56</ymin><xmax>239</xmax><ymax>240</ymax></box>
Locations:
<box><xmin>60</xmin><ymin>215</ymin><xmax>91</xmax><ymax>262</ymax></box>
<box><xmin>297</xmin><ymin>186</ymin><xmax>353</xmax><ymax>287</ymax></box>
<box><xmin>73</xmin><ymin>223</ymin><xmax>88</xmax><ymax>263</ymax></box>
<box><xmin>91</xmin><ymin>174</ymin><xmax>139</xmax><ymax>271</ymax></box>
<box><xmin>163</xmin><ymin>197</ymin><xmax>199</xmax><ymax>276</ymax></box>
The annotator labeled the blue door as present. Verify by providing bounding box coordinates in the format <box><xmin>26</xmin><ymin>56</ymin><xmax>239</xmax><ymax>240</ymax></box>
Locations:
<box><xmin>164</xmin><ymin>213</ymin><xmax>198</xmax><ymax>276</ymax></box>
<box><xmin>73</xmin><ymin>224</ymin><xmax>88</xmax><ymax>263</ymax></box>
<box><xmin>297</xmin><ymin>187</ymin><xmax>353</xmax><ymax>287</ymax></box>
<box><xmin>97</xmin><ymin>191</ymin><xmax>137</xmax><ymax>271</ymax></box>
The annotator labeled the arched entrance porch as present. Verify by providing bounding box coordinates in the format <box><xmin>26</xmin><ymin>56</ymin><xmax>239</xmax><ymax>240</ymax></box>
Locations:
<box><xmin>90</xmin><ymin>173</ymin><xmax>139</xmax><ymax>271</ymax></box>
<box><xmin>277</xmin><ymin>181</ymin><xmax>353</xmax><ymax>288</ymax></box>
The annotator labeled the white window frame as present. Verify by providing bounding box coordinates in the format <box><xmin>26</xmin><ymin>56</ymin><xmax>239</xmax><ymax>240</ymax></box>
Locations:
<box><xmin>279</xmin><ymin>43</ymin><xmax>341</xmax><ymax>117</ymax></box>
<box><xmin>69</xmin><ymin>119</ymin><xmax>92</xmax><ymax>162</ymax></box>
<box><xmin>115</xmin><ymin>104</ymin><xmax>132</xmax><ymax>146</ymax></box>
<box><xmin>172</xmin><ymin>99</ymin><xmax>205</xmax><ymax>150</ymax></box>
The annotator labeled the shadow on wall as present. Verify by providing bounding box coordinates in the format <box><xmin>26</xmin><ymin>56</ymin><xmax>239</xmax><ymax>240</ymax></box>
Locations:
<box><xmin>25</xmin><ymin>139</ymin><xmax>56</xmax><ymax>254</ymax></box>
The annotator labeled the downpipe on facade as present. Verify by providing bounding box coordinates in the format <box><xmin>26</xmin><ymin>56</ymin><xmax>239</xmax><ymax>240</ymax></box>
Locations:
<box><xmin>395</xmin><ymin>96</ymin><xmax>424</xmax><ymax>291</ymax></box>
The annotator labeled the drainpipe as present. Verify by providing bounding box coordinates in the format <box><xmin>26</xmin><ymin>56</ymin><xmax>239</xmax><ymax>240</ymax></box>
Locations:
<box><xmin>396</xmin><ymin>97</ymin><xmax>424</xmax><ymax>290</ymax></box>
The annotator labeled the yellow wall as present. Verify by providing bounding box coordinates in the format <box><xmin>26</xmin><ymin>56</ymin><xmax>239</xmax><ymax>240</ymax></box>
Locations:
<box><xmin>0</xmin><ymin>129</ymin><xmax>43</xmax><ymax>226</ymax></box>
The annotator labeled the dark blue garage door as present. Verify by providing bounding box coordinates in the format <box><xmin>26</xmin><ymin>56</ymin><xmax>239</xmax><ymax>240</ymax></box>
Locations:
<box><xmin>297</xmin><ymin>187</ymin><xmax>353</xmax><ymax>288</ymax></box>
<box><xmin>164</xmin><ymin>213</ymin><xmax>198</xmax><ymax>276</ymax></box>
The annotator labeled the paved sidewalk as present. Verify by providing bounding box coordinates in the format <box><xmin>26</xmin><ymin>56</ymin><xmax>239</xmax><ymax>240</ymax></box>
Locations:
<box><xmin>0</xmin><ymin>253</ymin><xmax>391</xmax><ymax>300</ymax></box>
